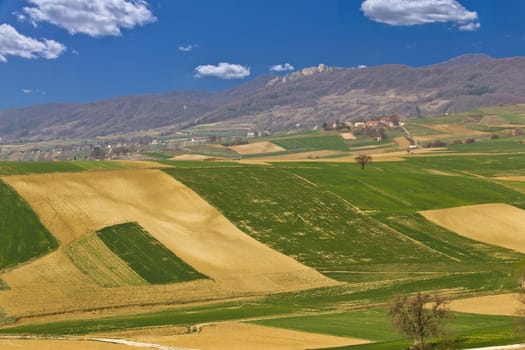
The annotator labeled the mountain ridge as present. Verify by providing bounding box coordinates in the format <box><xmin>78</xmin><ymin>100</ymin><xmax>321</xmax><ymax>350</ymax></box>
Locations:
<box><xmin>2</xmin><ymin>54</ymin><xmax>525</xmax><ymax>142</ymax></box>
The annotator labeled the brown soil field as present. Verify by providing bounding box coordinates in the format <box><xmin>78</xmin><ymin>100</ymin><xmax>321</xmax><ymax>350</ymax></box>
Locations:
<box><xmin>496</xmin><ymin>176</ymin><xmax>525</xmax><ymax>182</ymax></box>
<box><xmin>420</xmin><ymin>204</ymin><xmax>525</xmax><ymax>254</ymax></box>
<box><xmin>239</xmin><ymin>150</ymin><xmax>345</xmax><ymax>162</ymax></box>
<box><xmin>113</xmin><ymin>160</ymin><xmax>171</xmax><ymax>169</ymax></box>
<box><xmin>170</xmin><ymin>154</ymin><xmax>218</xmax><ymax>161</ymax></box>
<box><xmin>0</xmin><ymin>170</ymin><xmax>335</xmax><ymax>317</ymax></box>
<box><xmin>230</xmin><ymin>141</ymin><xmax>285</xmax><ymax>155</ymax></box>
<box><xmin>394</xmin><ymin>136</ymin><xmax>411</xmax><ymax>149</ymax></box>
<box><xmin>480</xmin><ymin>114</ymin><xmax>507</xmax><ymax>125</ymax></box>
<box><xmin>0</xmin><ymin>338</ymin><xmax>134</xmax><ymax>350</ymax></box>
<box><xmin>126</xmin><ymin>322</ymin><xmax>369</xmax><ymax>350</ymax></box>
<box><xmin>448</xmin><ymin>293</ymin><xmax>521</xmax><ymax>316</ymax></box>
<box><xmin>426</xmin><ymin>124</ymin><xmax>487</xmax><ymax>136</ymax></box>
<box><xmin>340</xmin><ymin>132</ymin><xmax>356</xmax><ymax>140</ymax></box>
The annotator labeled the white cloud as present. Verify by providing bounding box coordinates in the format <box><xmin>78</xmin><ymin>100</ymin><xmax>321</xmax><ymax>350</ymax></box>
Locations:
<box><xmin>270</xmin><ymin>63</ymin><xmax>294</xmax><ymax>72</ymax></box>
<box><xmin>23</xmin><ymin>0</ymin><xmax>156</xmax><ymax>37</ymax></box>
<box><xmin>194</xmin><ymin>62</ymin><xmax>250</xmax><ymax>80</ymax></box>
<box><xmin>0</xmin><ymin>24</ymin><xmax>66</xmax><ymax>62</ymax></box>
<box><xmin>12</xmin><ymin>11</ymin><xmax>27</xmax><ymax>22</ymax></box>
<box><xmin>459</xmin><ymin>22</ymin><xmax>480</xmax><ymax>31</ymax></box>
<box><xmin>179</xmin><ymin>44</ymin><xmax>197</xmax><ymax>52</ymax></box>
<box><xmin>22</xmin><ymin>89</ymin><xmax>33</xmax><ymax>94</ymax></box>
<box><xmin>361</xmin><ymin>0</ymin><xmax>479</xmax><ymax>31</ymax></box>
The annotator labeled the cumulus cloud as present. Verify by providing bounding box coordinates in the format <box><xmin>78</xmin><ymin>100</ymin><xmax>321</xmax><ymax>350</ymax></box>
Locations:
<box><xmin>459</xmin><ymin>22</ymin><xmax>480</xmax><ymax>31</ymax></box>
<box><xmin>194</xmin><ymin>62</ymin><xmax>250</xmax><ymax>80</ymax></box>
<box><xmin>22</xmin><ymin>0</ymin><xmax>157</xmax><ymax>37</ymax></box>
<box><xmin>21</xmin><ymin>89</ymin><xmax>33</xmax><ymax>94</ymax></box>
<box><xmin>178</xmin><ymin>44</ymin><xmax>197</xmax><ymax>52</ymax></box>
<box><xmin>361</xmin><ymin>0</ymin><xmax>479</xmax><ymax>31</ymax></box>
<box><xmin>270</xmin><ymin>63</ymin><xmax>294</xmax><ymax>72</ymax></box>
<box><xmin>0</xmin><ymin>24</ymin><xmax>66</xmax><ymax>62</ymax></box>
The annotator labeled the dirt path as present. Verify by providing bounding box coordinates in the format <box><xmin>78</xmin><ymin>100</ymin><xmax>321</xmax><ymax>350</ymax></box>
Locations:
<box><xmin>0</xmin><ymin>335</ymin><xmax>194</xmax><ymax>350</ymax></box>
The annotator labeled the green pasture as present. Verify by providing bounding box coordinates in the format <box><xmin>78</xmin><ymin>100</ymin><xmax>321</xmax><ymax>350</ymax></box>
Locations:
<box><xmin>97</xmin><ymin>222</ymin><xmax>207</xmax><ymax>284</ymax></box>
<box><xmin>165</xmin><ymin>161</ymin><xmax>525</xmax><ymax>292</ymax></box>
<box><xmin>255</xmin><ymin>309</ymin><xmax>520</xmax><ymax>350</ymax></box>
<box><xmin>270</xmin><ymin>133</ymin><xmax>349</xmax><ymax>152</ymax></box>
<box><xmin>0</xmin><ymin>180</ymin><xmax>58</xmax><ymax>270</ymax></box>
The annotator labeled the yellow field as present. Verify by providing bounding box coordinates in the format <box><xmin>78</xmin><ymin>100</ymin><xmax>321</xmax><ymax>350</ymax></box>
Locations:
<box><xmin>170</xmin><ymin>154</ymin><xmax>216</xmax><ymax>160</ymax></box>
<box><xmin>394</xmin><ymin>136</ymin><xmax>411</xmax><ymax>149</ymax></box>
<box><xmin>66</xmin><ymin>234</ymin><xmax>148</xmax><ymax>288</ymax></box>
<box><xmin>420</xmin><ymin>204</ymin><xmax>525</xmax><ymax>253</ymax></box>
<box><xmin>122</xmin><ymin>322</ymin><xmax>369</xmax><ymax>350</ymax></box>
<box><xmin>448</xmin><ymin>293</ymin><xmax>521</xmax><ymax>316</ymax></box>
<box><xmin>230</xmin><ymin>141</ymin><xmax>285</xmax><ymax>155</ymax></box>
<box><xmin>496</xmin><ymin>176</ymin><xmax>525</xmax><ymax>182</ymax></box>
<box><xmin>340</xmin><ymin>132</ymin><xmax>356</xmax><ymax>140</ymax></box>
<box><xmin>426</xmin><ymin>124</ymin><xmax>487</xmax><ymax>136</ymax></box>
<box><xmin>0</xmin><ymin>338</ymin><xmax>133</xmax><ymax>350</ymax></box>
<box><xmin>0</xmin><ymin>170</ymin><xmax>335</xmax><ymax>317</ymax></box>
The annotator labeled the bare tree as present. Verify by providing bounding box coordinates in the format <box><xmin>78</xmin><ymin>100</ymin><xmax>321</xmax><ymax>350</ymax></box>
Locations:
<box><xmin>389</xmin><ymin>292</ymin><xmax>449</xmax><ymax>350</ymax></box>
<box><xmin>354</xmin><ymin>154</ymin><xmax>372</xmax><ymax>170</ymax></box>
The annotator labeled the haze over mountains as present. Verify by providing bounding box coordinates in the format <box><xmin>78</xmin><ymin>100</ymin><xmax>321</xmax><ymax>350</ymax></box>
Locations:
<box><xmin>2</xmin><ymin>54</ymin><xmax>525</xmax><ymax>142</ymax></box>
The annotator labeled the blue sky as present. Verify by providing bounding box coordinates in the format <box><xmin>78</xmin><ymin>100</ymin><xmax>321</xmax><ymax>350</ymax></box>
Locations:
<box><xmin>0</xmin><ymin>0</ymin><xmax>524</xmax><ymax>109</ymax></box>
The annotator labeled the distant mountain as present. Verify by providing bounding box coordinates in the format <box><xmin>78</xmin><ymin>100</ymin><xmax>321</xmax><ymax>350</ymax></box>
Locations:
<box><xmin>1</xmin><ymin>54</ymin><xmax>525</xmax><ymax>142</ymax></box>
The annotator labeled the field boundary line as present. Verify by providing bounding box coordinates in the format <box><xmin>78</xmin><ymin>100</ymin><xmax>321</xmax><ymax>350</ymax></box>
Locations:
<box><xmin>323</xmin><ymin>189</ymin><xmax>460</xmax><ymax>262</ymax></box>
<box><xmin>0</xmin><ymin>335</ymin><xmax>197</xmax><ymax>350</ymax></box>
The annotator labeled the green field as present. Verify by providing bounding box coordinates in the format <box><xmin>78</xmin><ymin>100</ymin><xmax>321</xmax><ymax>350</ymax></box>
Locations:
<box><xmin>0</xmin><ymin>180</ymin><xmax>58</xmax><ymax>270</ymax></box>
<box><xmin>254</xmin><ymin>309</ymin><xmax>521</xmax><ymax>350</ymax></box>
<box><xmin>0</xmin><ymin>160</ymin><xmax>137</xmax><ymax>176</ymax></box>
<box><xmin>269</xmin><ymin>133</ymin><xmax>349</xmax><ymax>152</ymax></box>
<box><xmin>165</xmin><ymin>161</ymin><xmax>525</xmax><ymax>293</ymax></box>
<box><xmin>449</xmin><ymin>137</ymin><xmax>525</xmax><ymax>153</ymax></box>
<box><xmin>96</xmin><ymin>222</ymin><xmax>207</xmax><ymax>284</ymax></box>
<box><xmin>1</xmin><ymin>120</ymin><xmax>525</xmax><ymax>348</ymax></box>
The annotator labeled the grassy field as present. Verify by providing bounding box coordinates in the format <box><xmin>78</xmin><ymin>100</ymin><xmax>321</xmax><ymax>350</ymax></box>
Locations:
<box><xmin>1</xmin><ymin>125</ymin><xmax>525</xmax><ymax>348</ymax></box>
<box><xmin>269</xmin><ymin>133</ymin><xmax>349</xmax><ymax>152</ymax></box>
<box><xmin>448</xmin><ymin>137</ymin><xmax>525</xmax><ymax>153</ymax></box>
<box><xmin>286</xmin><ymin>162</ymin><xmax>525</xmax><ymax>214</ymax></box>
<box><xmin>254</xmin><ymin>309</ymin><xmax>521</xmax><ymax>350</ymax></box>
<box><xmin>0</xmin><ymin>160</ymin><xmax>136</xmax><ymax>176</ymax></box>
<box><xmin>165</xmin><ymin>162</ymin><xmax>525</xmax><ymax>292</ymax></box>
<box><xmin>97</xmin><ymin>222</ymin><xmax>207</xmax><ymax>284</ymax></box>
<box><xmin>0</xmin><ymin>180</ymin><xmax>58</xmax><ymax>270</ymax></box>
<box><xmin>66</xmin><ymin>233</ymin><xmax>148</xmax><ymax>287</ymax></box>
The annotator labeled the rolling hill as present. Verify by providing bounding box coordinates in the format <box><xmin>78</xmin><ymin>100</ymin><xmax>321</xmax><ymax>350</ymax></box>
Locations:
<box><xmin>2</xmin><ymin>54</ymin><xmax>525</xmax><ymax>142</ymax></box>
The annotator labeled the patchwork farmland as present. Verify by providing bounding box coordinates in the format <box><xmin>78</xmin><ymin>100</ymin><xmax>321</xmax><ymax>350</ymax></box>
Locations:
<box><xmin>1</xmin><ymin>109</ymin><xmax>525</xmax><ymax>349</ymax></box>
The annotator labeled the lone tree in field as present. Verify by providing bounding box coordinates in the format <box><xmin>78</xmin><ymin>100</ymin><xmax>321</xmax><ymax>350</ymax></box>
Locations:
<box><xmin>354</xmin><ymin>154</ymin><xmax>372</xmax><ymax>170</ymax></box>
<box><xmin>389</xmin><ymin>292</ymin><xmax>449</xmax><ymax>350</ymax></box>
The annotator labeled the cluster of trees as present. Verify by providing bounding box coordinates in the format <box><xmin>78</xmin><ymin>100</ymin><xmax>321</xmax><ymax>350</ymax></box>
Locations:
<box><xmin>353</xmin><ymin>126</ymin><xmax>388</xmax><ymax>140</ymax></box>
